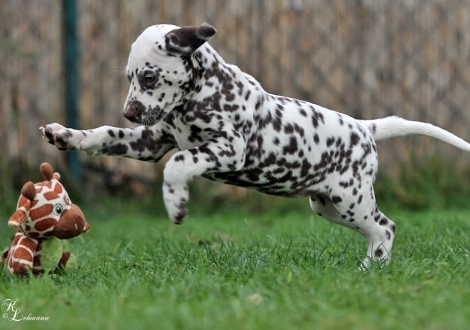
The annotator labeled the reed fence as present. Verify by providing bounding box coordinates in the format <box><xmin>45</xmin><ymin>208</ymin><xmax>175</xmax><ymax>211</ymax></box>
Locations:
<box><xmin>1</xmin><ymin>0</ymin><xmax>469</xmax><ymax>197</ymax></box>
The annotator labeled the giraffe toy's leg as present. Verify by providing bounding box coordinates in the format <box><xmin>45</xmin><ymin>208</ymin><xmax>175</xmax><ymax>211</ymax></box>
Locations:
<box><xmin>1</xmin><ymin>248</ymin><xmax>9</xmax><ymax>268</ymax></box>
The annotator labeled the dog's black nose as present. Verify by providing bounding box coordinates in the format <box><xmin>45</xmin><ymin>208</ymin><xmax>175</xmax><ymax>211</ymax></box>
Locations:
<box><xmin>124</xmin><ymin>100</ymin><xmax>146</xmax><ymax>123</ymax></box>
<box><xmin>123</xmin><ymin>105</ymin><xmax>136</xmax><ymax>122</ymax></box>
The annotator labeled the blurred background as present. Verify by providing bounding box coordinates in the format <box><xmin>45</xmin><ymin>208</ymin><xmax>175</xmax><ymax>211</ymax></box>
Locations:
<box><xmin>1</xmin><ymin>0</ymin><xmax>470</xmax><ymax>214</ymax></box>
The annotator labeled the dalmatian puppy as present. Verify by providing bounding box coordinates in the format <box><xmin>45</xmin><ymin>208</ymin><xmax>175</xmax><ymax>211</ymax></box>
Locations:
<box><xmin>41</xmin><ymin>23</ymin><xmax>470</xmax><ymax>267</ymax></box>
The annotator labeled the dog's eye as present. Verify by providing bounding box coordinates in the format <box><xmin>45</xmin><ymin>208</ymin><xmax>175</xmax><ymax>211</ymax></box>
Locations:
<box><xmin>144</xmin><ymin>74</ymin><xmax>157</xmax><ymax>84</ymax></box>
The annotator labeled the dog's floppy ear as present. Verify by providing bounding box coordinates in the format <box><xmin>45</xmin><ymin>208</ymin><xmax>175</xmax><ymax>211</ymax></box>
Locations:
<box><xmin>165</xmin><ymin>22</ymin><xmax>217</xmax><ymax>56</ymax></box>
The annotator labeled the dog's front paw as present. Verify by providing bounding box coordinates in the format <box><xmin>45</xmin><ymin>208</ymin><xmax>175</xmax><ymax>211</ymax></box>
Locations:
<box><xmin>40</xmin><ymin>123</ymin><xmax>82</xmax><ymax>151</ymax></box>
<box><xmin>163</xmin><ymin>181</ymin><xmax>189</xmax><ymax>224</ymax></box>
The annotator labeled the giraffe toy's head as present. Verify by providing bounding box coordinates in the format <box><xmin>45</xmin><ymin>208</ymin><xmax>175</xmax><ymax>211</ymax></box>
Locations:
<box><xmin>8</xmin><ymin>162</ymin><xmax>89</xmax><ymax>239</ymax></box>
<box><xmin>1</xmin><ymin>162</ymin><xmax>89</xmax><ymax>276</ymax></box>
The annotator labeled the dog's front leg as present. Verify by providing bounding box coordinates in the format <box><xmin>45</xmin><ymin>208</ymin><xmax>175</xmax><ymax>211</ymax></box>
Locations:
<box><xmin>40</xmin><ymin>123</ymin><xmax>174</xmax><ymax>162</ymax></box>
<box><xmin>163</xmin><ymin>133</ymin><xmax>246</xmax><ymax>223</ymax></box>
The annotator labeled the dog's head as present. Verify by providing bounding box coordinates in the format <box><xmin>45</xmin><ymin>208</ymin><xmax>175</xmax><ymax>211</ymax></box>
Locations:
<box><xmin>123</xmin><ymin>23</ymin><xmax>217</xmax><ymax>126</ymax></box>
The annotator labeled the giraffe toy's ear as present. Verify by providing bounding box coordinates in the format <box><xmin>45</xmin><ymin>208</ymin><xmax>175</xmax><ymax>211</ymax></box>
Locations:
<box><xmin>40</xmin><ymin>162</ymin><xmax>55</xmax><ymax>181</ymax></box>
<box><xmin>8</xmin><ymin>182</ymin><xmax>36</xmax><ymax>227</ymax></box>
<box><xmin>21</xmin><ymin>181</ymin><xmax>37</xmax><ymax>201</ymax></box>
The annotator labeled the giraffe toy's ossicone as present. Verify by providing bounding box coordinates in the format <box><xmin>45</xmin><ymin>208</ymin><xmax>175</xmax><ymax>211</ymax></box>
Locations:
<box><xmin>1</xmin><ymin>162</ymin><xmax>89</xmax><ymax>276</ymax></box>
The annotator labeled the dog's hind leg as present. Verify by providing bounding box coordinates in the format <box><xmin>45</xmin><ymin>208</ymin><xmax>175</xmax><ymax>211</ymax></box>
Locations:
<box><xmin>309</xmin><ymin>188</ymin><xmax>396</xmax><ymax>269</ymax></box>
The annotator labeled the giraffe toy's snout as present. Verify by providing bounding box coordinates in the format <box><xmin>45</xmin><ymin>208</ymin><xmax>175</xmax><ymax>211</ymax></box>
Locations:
<box><xmin>52</xmin><ymin>204</ymin><xmax>89</xmax><ymax>239</ymax></box>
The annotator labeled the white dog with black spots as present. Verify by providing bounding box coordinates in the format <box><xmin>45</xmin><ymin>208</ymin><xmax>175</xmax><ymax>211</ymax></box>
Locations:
<box><xmin>41</xmin><ymin>23</ymin><xmax>470</xmax><ymax>268</ymax></box>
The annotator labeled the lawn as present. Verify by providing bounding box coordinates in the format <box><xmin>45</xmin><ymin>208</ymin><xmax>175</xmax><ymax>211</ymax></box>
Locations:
<box><xmin>0</xmin><ymin>200</ymin><xmax>469</xmax><ymax>330</ymax></box>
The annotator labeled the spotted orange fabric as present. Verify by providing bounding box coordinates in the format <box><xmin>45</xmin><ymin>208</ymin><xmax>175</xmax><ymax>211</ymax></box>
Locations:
<box><xmin>2</xmin><ymin>162</ymin><xmax>89</xmax><ymax>276</ymax></box>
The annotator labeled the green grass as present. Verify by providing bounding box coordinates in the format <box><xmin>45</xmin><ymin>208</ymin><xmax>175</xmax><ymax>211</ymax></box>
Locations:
<box><xmin>1</xmin><ymin>202</ymin><xmax>469</xmax><ymax>330</ymax></box>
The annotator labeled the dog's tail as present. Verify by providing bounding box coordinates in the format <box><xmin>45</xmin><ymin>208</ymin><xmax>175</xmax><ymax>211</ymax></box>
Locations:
<box><xmin>360</xmin><ymin>116</ymin><xmax>470</xmax><ymax>151</ymax></box>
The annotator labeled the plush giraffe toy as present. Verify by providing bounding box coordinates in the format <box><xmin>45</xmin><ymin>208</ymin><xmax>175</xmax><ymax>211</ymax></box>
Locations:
<box><xmin>1</xmin><ymin>162</ymin><xmax>89</xmax><ymax>276</ymax></box>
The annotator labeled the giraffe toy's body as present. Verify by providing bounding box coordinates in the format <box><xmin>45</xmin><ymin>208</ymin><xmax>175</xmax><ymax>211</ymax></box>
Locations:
<box><xmin>1</xmin><ymin>162</ymin><xmax>89</xmax><ymax>276</ymax></box>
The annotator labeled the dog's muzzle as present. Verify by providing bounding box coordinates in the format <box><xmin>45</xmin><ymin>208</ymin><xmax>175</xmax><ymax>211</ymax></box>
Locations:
<box><xmin>123</xmin><ymin>100</ymin><xmax>145</xmax><ymax>123</ymax></box>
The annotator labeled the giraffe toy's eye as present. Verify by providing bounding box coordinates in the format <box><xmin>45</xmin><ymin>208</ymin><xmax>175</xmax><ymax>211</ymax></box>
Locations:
<box><xmin>53</xmin><ymin>204</ymin><xmax>63</xmax><ymax>215</ymax></box>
